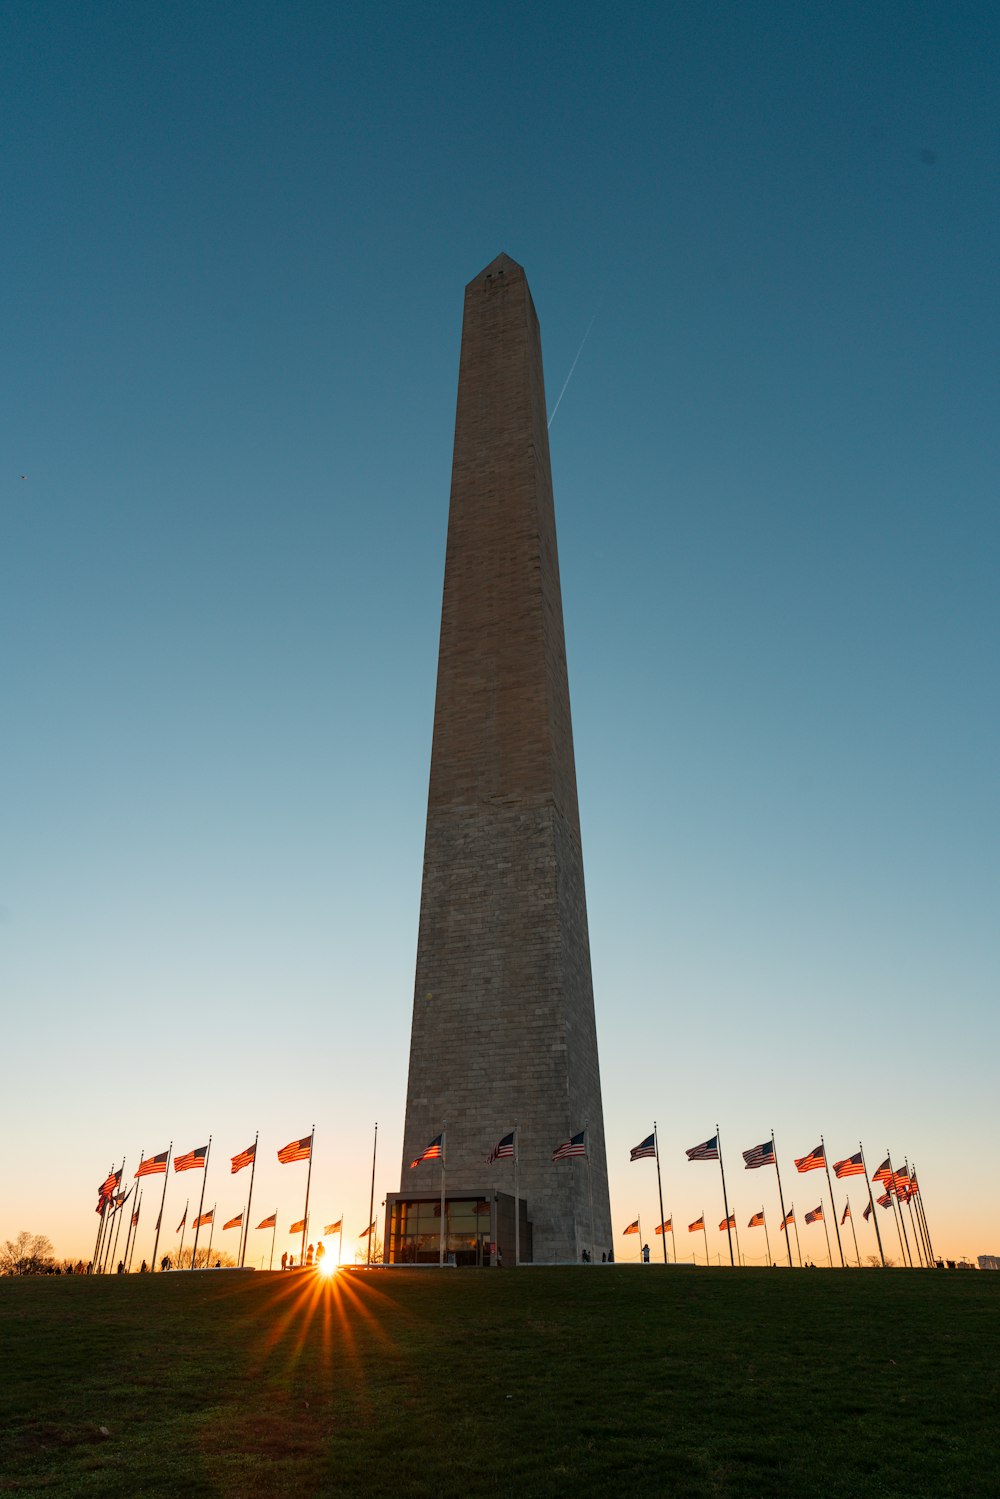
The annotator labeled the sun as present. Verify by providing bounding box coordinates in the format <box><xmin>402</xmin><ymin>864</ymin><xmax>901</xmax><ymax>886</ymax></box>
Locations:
<box><xmin>317</xmin><ymin>1255</ymin><xmax>337</xmax><ymax>1277</ymax></box>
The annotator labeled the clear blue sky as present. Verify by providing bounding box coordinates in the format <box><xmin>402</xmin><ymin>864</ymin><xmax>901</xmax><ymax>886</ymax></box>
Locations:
<box><xmin>2</xmin><ymin>1</ymin><xmax>997</xmax><ymax>1265</ymax></box>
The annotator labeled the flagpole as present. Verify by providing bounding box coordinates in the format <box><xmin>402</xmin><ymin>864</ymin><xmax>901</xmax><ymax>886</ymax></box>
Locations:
<box><xmin>191</xmin><ymin>1136</ymin><xmax>211</xmax><ymax>1270</ymax></box>
<box><xmin>820</xmin><ymin>1137</ymin><xmax>845</xmax><ymax>1266</ymax></box>
<box><xmin>820</xmin><ymin>1199</ymin><xmax>833</xmax><ymax>1267</ymax></box>
<box><xmin>301</xmin><ymin>1125</ymin><xmax>315</xmax><ymax>1268</ymax></box>
<box><xmin>92</xmin><ymin>1166</ymin><xmax>113</xmax><ymax>1273</ymax></box>
<box><xmin>95</xmin><ymin>1163</ymin><xmax>118</xmax><ymax>1273</ymax></box>
<box><xmin>122</xmin><ymin>1190</ymin><xmax>137</xmax><ymax>1270</ymax></box>
<box><xmin>908</xmin><ymin>1162</ymin><xmax>933</xmax><ymax>1262</ymax></box>
<box><xmin>439</xmin><ymin>1123</ymin><xmax>447</xmax><ymax>1266</ymax></box>
<box><xmin>339</xmin><ymin>1214</ymin><xmax>344</xmax><ymax>1268</ymax></box>
<box><xmin>701</xmin><ymin>1211</ymin><xmax>708</xmax><ymax>1266</ymax></box>
<box><xmin>903</xmin><ymin>1159</ymin><xmax>927</xmax><ymax>1266</ymax></box>
<box><xmin>585</xmin><ymin>1123</ymin><xmax>595</xmax><ymax>1265</ymax></box>
<box><xmin>514</xmin><ymin>1123</ymin><xmax>520</xmax><ymax>1268</ymax></box>
<box><xmin>104</xmin><ymin>1187</ymin><xmax>121</xmax><ymax>1271</ymax></box>
<box><xmin>905</xmin><ymin>1161</ymin><xmax>930</xmax><ymax>1264</ymax></box>
<box><xmin>904</xmin><ymin>1190</ymin><xmax>925</xmax><ymax>1266</ymax></box>
<box><xmin>918</xmin><ymin>1177</ymin><xmax>936</xmax><ymax>1265</ymax></box>
<box><xmin>127</xmin><ymin>1192</ymin><xmax>142</xmax><ymax>1272</ymax></box>
<box><xmin>716</xmin><ymin>1125</ymin><xmax>734</xmax><ymax>1267</ymax></box>
<box><xmin>771</xmin><ymin>1131</ymin><xmax>793</xmax><ymax>1267</ymax></box>
<box><xmin>101</xmin><ymin>1158</ymin><xmax>126</xmax><ymax>1274</ymax></box>
<box><xmin>99</xmin><ymin>1164</ymin><xmax>122</xmax><ymax>1275</ymax></box>
<box><xmin>791</xmin><ymin>1204</ymin><xmax>803</xmax><ymax>1266</ymax></box>
<box><xmin>206</xmin><ymin>1207</ymin><xmax>216</xmax><ymax>1265</ymax></box>
<box><xmin>885</xmin><ymin>1150</ymin><xmax>911</xmax><ymax>1267</ymax></box>
<box><xmin>150</xmin><ymin>1142</ymin><xmax>173</xmax><ymax>1272</ymax></box>
<box><xmin>847</xmin><ymin>1200</ymin><xmax>861</xmax><ymax>1266</ymax></box>
<box><xmin>240</xmin><ymin>1132</ymin><xmax>259</xmax><ymax>1269</ymax></box>
<box><xmin>367</xmin><ymin>1123</ymin><xmax>378</xmax><ymax>1267</ymax></box>
<box><xmin>109</xmin><ymin>1186</ymin><xmax>132</xmax><ymax>1272</ymax></box>
<box><xmin>176</xmin><ymin>1200</ymin><xmax>188</xmax><ymax>1271</ymax></box>
<box><xmin>653</xmin><ymin>1122</ymin><xmax>667</xmax><ymax>1266</ymax></box>
<box><xmin>762</xmin><ymin>1210</ymin><xmax>772</xmax><ymax>1266</ymax></box>
<box><xmin>270</xmin><ymin>1213</ymin><xmax>277</xmax><ymax>1270</ymax></box>
<box><xmin>859</xmin><ymin>1142</ymin><xmax>885</xmax><ymax>1267</ymax></box>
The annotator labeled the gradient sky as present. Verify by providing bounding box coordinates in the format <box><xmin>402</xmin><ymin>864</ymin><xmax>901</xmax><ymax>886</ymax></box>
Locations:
<box><xmin>2</xmin><ymin>2</ymin><xmax>997</xmax><ymax>1267</ymax></box>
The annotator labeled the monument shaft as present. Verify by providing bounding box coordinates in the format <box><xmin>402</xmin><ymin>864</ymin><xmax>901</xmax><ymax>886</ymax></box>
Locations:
<box><xmin>400</xmin><ymin>254</ymin><xmax>611</xmax><ymax>1263</ymax></box>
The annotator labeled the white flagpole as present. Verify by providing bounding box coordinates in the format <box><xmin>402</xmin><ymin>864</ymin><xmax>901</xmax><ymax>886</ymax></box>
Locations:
<box><xmin>439</xmin><ymin>1124</ymin><xmax>447</xmax><ymax>1266</ymax></box>
<box><xmin>514</xmin><ymin>1124</ymin><xmax>520</xmax><ymax>1267</ymax></box>
<box><xmin>586</xmin><ymin>1125</ymin><xmax>595</xmax><ymax>1264</ymax></box>
<box><xmin>191</xmin><ymin>1137</ymin><xmax>212</xmax><ymax>1270</ymax></box>
<box><xmin>654</xmin><ymin>1121</ymin><xmax>667</xmax><ymax>1265</ymax></box>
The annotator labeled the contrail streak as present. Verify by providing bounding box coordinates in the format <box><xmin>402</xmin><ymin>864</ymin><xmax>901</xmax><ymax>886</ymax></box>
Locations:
<box><xmin>547</xmin><ymin>308</ymin><xmax>599</xmax><ymax>429</ymax></box>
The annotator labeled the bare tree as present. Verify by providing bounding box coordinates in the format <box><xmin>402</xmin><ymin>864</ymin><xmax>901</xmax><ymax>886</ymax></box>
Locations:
<box><xmin>1</xmin><ymin>1231</ymin><xmax>55</xmax><ymax>1275</ymax></box>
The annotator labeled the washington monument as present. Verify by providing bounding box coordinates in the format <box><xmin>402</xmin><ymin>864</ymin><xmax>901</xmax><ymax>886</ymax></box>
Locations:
<box><xmin>394</xmin><ymin>253</ymin><xmax>611</xmax><ymax>1264</ymax></box>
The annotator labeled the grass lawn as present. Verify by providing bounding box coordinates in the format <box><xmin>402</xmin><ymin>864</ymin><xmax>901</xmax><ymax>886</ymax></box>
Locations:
<box><xmin>1</xmin><ymin>1265</ymin><xmax>997</xmax><ymax>1497</ymax></box>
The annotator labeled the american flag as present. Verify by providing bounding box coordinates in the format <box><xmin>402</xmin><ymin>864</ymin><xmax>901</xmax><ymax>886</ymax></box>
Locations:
<box><xmin>630</xmin><ymin>1133</ymin><xmax>656</xmax><ymax>1162</ymax></box>
<box><xmin>410</xmin><ymin>1133</ymin><xmax>443</xmax><ymax>1167</ymax></box>
<box><xmin>193</xmin><ymin>1210</ymin><xmax>214</xmax><ymax>1228</ymax></box>
<box><xmin>719</xmin><ymin>1215</ymin><xmax>735</xmax><ymax>1231</ymax></box>
<box><xmin>552</xmin><ymin>1131</ymin><xmax>586</xmax><ymax>1162</ymax></box>
<box><xmin>135</xmin><ymin>1151</ymin><xmax>169</xmax><ymax>1178</ymax></box>
<box><xmin>872</xmin><ymin>1157</ymin><xmax>892</xmax><ymax>1184</ymax></box>
<box><xmin>686</xmin><ymin>1136</ymin><xmax>719</xmax><ymax>1162</ymax></box>
<box><xmin>748</xmin><ymin>1212</ymin><xmax>765</xmax><ymax>1228</ymax></box>
<box><xmin>743</xmin><ymin>1141</ymin><xmax>775</xmax><ymax>1170</ymax></box>
<box><xmin>863</xmin><ymin>1202</ymin><xmax>873</xmax><ymax>1220</ymax></box>
<box><xmin>876</xmin><ymin>1192</ymin><xmax>892</xmax><ymax>1209</ymax></box>
<box><xmin>231</xmin><ymin>1143</ymin><xmax>256</xmax><ymax>1174</ymax></box>
<box><xmin>257</xmin><ymin>1214</ymin><xmax>277</xmax><ymax>1230</ymax></box>
<box><xmin>174</xmin><ymin>1145</ymin><xmax>207</xmax><ymax>1172</ymax></box>
<box><xmin>840</xmin><ymin>1202</ymin><xmax>851</xmax><ymax>1225</ymax></box>
<box><xmin>688</xmin><ymin>1217</ymin><xmax>705</xmax><ymax>1232</ymax></box>
<box><xmin>324</xmin><ymin>1220</ymin><xmax>343</xmax><ymax>1236</ymax></box>
<box><xmin>487</xmin><ymin>1131</ymin><xmax>515</xmax><ymax>1165</ymax></box>
<box><xmin>223</xmin><ymin>1213</ymin><xmax>243</xmax><ymax>1231</ymax></box>
<box><xmin>794</xmin><ymin>1144</ymin><xmax>825</xmax><ymax>1173</ymax></box>
<box><xmin>176</xmin><ymin>1210</ymin><xmax>187</xmax><ymax>1233</ymax></box>
<box><xmin>131</xmin><ymin>1206</ymin><xmax>140</xmax><ymax>1227</ymax></box>
<box><xmin>278</xmin><ymin>1136</ymin><xmax>312</xmax><ymax>1165</ymax></box>
<box><xmin>833</xmin><ymin>1152</ymin><xmax>865</xmax><ymax>1179</ymax></box>
<box><xmin>359</xmin><ymin>1222</ymin><xmax>376</xmax><ymax>1238</ymax></box>
<box><xmin>289</xmin><ymin>1219</ymin><xmax>306</xmax><ymax>1233</ymax></box>
<box><xmin>622</xmin><ymin>1219</ymin><xmax>640</xmax><ymax>1235</ymax></box>
<box><xmin>98</xmin><ymin>1170</ymin><xmax>119</xmax><ymax>1202</ymax></box>
<box><xmin>655</xmin><ymin>1219</ymin><xmax>672</xmax><ymax>1235</ymax></box>
<box><xmin>782</xmin><ymin>1210</ymin><xmax>795</xmax><ymax>1227</ymax></box>
<box><xmin>804</xmin><ymin>1206</ymin><xmax>823</xmax><ymax>1224</ymax></box>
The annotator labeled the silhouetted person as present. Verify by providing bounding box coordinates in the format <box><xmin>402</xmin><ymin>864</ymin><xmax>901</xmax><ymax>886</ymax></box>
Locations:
<box><xmin>161</xmin><ymin>1255</ymin><xmax>170</xmax><ymax>1272</ymax></box>
<box><xmin>642</xmin><ymin>1243</ymin><xmax>650</xmax><ymax>1264</ymax></box>
<box><xmin>306</xmin><ymin>1244</ymin><xmax>314</xmax><ymax>1267</ymax></box>
<box><xmin>140</xmin><ymin>1260</ymin><xmax>148</xmax><ymax>1273</ymax></box>
<box><xmin>315</xmin><ymin>1242</ymin><xmax>326</xmax><ymax>1269</ymax></box>
<box><xmin>117</xmin><ymin>1261</ymin><xmax>124</xmax><ymax>1275</ymax></box>
<box><xmin>281</xmin><ymin>1252</ymin><xmax>288</xmax><ymax>1271</ymax></box>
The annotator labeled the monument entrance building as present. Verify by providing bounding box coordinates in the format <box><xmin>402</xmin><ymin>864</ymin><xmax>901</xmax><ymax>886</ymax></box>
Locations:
<box><xmin>386</xmin><ymin>254</ymin><xmax>612</xmax><ymax>1264</ymax></box>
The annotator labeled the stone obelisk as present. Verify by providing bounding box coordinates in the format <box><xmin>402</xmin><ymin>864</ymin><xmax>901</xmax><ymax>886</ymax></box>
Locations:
<box><xmin>400</xmin><ymin>253</ymin><xmax>611</xmax><ymax>1263</ymax></box>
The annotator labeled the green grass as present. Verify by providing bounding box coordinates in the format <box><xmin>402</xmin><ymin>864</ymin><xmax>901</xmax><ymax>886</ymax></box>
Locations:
<box><xmin>1</xmin><ymin>1267</ymin><xmax>997</xmax><ymax>1497</ymax></box>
